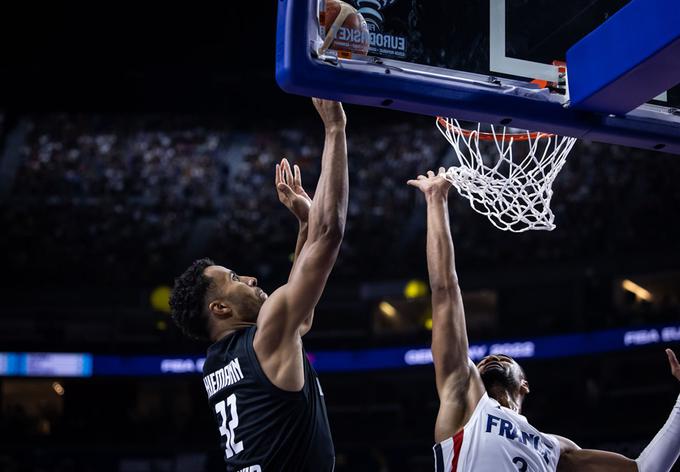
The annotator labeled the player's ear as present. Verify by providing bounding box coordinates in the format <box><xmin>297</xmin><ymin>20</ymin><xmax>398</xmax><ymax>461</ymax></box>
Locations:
<box><xmin>520</xmin><ymin>379</ymin><xmax>530</xmax><ymax>395</ymax></box>
<box><xmin>209</xmin><ymin>300</ymin><xmax>232</xmax><ymax>319</ymax></box>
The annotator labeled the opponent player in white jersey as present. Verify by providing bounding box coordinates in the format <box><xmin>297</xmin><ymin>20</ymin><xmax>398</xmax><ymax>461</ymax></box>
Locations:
<box><xmin>408</xmin><ymin>169</ymin><xmax>680</xmax><ymax>472</ymax></box>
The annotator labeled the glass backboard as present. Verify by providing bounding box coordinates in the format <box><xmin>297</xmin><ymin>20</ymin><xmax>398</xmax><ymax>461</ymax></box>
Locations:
<box><xmin>276</xmin><ymin>0</ymin><xmax>680</xmax><ymax>153</ymax></box>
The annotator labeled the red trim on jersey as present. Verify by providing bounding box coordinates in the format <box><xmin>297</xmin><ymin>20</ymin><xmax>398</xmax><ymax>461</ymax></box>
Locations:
<box><xmin>451</xmin><ymin>428</ymin><xmax>464</xmax><ymax>471</ymax></box>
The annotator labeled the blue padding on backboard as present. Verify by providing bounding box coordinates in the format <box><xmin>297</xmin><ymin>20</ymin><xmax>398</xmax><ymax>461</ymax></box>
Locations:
<box><xmin>567</xmin><ymin>0</ymin><xmax>680</xmax><ymax>115</ymax></box>
<box><xmin>275</xmin><ymin>0</ymin><xmax>680</xmax><ymax>154</ymax></box>
<box><xmin>275</xmin><ymin>0</ymin><xmax>584</xmax><ymax>137</ymax></box>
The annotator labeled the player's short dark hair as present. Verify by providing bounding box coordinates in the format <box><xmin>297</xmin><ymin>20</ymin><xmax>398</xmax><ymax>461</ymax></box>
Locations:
<box><xmin>170</xmin><ymin>257</ymin><xmax>216</xmax><ymax>341</ymax></box>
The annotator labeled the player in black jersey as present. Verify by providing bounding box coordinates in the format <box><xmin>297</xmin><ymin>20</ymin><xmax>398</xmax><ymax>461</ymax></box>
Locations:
<box><xmin>170</xmin><ymin>99</ymin><xmax>347</xmax><ymax>472</ymax></box>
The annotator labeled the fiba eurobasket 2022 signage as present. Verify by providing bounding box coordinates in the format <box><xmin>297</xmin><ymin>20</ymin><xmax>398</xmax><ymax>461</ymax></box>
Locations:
<box><xmin>352</xmin><ymin>0</ymin><xmax>407</xmax><ymax>58</ymax></box>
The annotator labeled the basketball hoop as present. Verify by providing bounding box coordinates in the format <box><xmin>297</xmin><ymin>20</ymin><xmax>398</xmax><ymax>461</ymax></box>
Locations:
<box><xmin>436</xmin><ymin>117</ymin><xmax>577</xmax><ymax>232</ymax></box>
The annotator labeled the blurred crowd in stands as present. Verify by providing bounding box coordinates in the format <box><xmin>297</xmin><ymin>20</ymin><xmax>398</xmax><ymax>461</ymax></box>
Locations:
<box><xmin>2</xmin><ymin>113</ymin><xmax>680</xmax><ymax>287</ymax></box>
<box><xmin>1</xmin><ymin>114</ymin><xmax>446</xmax><ymax>285</ymax></box>
<box><xmin>2</xmin><ymin>115</ymin><xmax>227</xmax><ymax>284</ymax></box>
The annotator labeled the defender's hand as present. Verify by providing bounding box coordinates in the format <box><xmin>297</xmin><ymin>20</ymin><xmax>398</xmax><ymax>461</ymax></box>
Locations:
<box><xmin>312</xmin><ymin>98</ymin><xmax>346</xmax><ymax>130</ymax></box>
<box><xmin>276</xmin><ymin>158</ymin><xmax>312</xmax><ymax>223</ymax></box>
<box><xmin>407</xmin><ymin>168</ymin><xmax>452</xmax><ymax>198</ymax></box>
<box><xmin>667</xmin><ymin>349</ymin><xmax>680</xmax><ymax>382</ymax></box>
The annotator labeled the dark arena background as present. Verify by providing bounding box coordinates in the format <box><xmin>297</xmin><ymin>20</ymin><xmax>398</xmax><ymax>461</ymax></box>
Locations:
<box><xmin>1</xmin><ymin>4</ymin><xmax>680</xmax><ymax>472</ymax></box>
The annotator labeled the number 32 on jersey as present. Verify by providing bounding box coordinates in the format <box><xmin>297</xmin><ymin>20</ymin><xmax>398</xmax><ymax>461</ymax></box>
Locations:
<box><xmin>215</xmin><ymin>394</ymin><xmax>244</xmax><ymax>459</ymax></box>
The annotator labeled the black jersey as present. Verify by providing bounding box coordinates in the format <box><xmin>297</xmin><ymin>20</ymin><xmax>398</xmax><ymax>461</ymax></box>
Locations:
<box><xmin>202</xmin><ymin>326</ymin><xmax>335</xmax><ymax>472</ymax></box>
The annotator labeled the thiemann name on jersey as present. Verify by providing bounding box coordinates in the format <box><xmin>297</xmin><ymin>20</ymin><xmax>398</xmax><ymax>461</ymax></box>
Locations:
<box><xmin>203</xmin><ymin>358</ymin><xmax>244</xmax><ymax>399</ymax></box>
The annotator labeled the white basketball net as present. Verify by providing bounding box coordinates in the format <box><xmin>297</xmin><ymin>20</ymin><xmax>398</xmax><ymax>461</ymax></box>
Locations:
<box><xmin>436</xmin><ymin>118</ymin><xmax>577</xmax><ymax>232</ymax></box>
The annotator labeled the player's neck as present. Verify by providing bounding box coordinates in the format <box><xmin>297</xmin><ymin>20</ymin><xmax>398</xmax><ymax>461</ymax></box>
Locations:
<box><xmin>490</xmin><ymin>388</ymin><xmax>521</xmax><ymax>414</ymax></box>
<box><xmin>211</xmin><ymin>320</ymin><xmax>256</xmax><ymax>341</ymax></box>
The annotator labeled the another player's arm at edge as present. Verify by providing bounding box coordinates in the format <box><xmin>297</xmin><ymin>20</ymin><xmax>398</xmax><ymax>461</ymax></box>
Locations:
<box><xmin>555</xmin><ymin>349</ymin><xmax>680</xmax><ymax>472</ymax></box>
<box><xmin>554</xmin><ymin>437</ymin><xmax>637</xmax><ymax>472</ymax></box>
<box><xmin>408</xmin><ymin>169</ymin><xmax>485</xmax><ymax>443</ymax></box>
<box><xmin>254</xmin><ymin>99</ymin><xmax>348</xmax><ymax>391</ymax></box>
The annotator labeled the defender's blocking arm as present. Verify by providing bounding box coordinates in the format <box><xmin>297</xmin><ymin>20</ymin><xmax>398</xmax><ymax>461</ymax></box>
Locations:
<box><xmin>408</xmin><ymin>169</ymin><xmax>485</xmax><ymax>442</ymax></box>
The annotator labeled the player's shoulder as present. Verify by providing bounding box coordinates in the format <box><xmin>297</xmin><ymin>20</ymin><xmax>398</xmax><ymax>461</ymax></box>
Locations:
<box><xmin>476</xmin><ymin>391</ymin><xmax>499</xmax><ymax>410</ymax></box>
<box><xmin>550</xmin><ymin>434</ymin><xmax>580</xmax><ymax>454</ymax></box>
<box><xmin>254</xmin><ymin>285</ymin><xmax>307</xmax><ymax>355</ymax></box>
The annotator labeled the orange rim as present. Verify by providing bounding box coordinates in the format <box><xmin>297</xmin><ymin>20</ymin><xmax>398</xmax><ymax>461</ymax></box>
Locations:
<box><xmin>436</xmin><ymin>117</ymin><xmax>554</xmax><ymax>142</ymax></box>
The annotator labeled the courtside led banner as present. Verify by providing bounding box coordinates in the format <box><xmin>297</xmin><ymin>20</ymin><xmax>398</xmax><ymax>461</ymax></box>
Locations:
<box><xmin>0</xmin><ymin>353</ymin><xmax>93</xmax><ymax>377</ymax></box>
<box><xmin>1</xmin><ymin>324</ymin><xmax>678</xmax><ymax>377</ymax></box>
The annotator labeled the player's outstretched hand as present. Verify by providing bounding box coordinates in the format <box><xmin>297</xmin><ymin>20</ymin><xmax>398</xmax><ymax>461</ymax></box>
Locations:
<box><xmin>276</xmin><ymin>158</ymin><xmax>312</xmax><ymax>223</ymax></box>
<box><xmin>666</xmin><ymin>349</ymin><xmax>680</xmax><ymax>382</ymax></box>
<box><xmin>407</xmin><ymin>167</ymin><xmax>452</xmax><ymax>197</ymax></box>
<box><xmin>312</xmin><ymin>98</ymin><xmax>346</xmax><ymax>131</ymax></box>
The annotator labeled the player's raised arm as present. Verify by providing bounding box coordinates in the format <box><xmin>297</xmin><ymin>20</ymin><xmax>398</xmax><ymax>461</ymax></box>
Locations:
<box><xmin>408</xmin><ymin>169</ymin><xmax>484</xmax><ymax>442</ymax></box>
<box><xmin>556</xmin><ymin>349</ymin><xmax>680</xmax><ymax>472</ymax></box>
<box><xmin>273</xmin><ymin>99</ymin><xmax>347</xmax><ymax>327</ymax></box>
<box><xmin>253</xmin><ymin>99</ymin><xmax>348</xmax><ymax>388</ymax></box>
<box><xmin>274</xmin><ymin>157</ymin><xmax>315</xmax><ymax>335</ymax></box>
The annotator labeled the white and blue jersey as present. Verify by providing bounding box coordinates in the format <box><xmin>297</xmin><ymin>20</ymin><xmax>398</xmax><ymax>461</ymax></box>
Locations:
<box><xmin>434</xmin><ymin>393</ymin><xmax>560</xmax><ymax>472</ymax></box>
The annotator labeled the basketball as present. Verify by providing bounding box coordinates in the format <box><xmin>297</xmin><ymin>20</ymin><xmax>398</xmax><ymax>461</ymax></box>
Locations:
<box><xmin>321</xmin><ymin>0</ymin><xmax>370</xmax><ymax>56</ymax></box>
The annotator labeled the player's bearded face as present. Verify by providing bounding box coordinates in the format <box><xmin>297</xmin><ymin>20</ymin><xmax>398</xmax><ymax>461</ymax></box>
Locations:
<box><xmin>478</xmin><ymin>356</ymin><xmax>522</xmax><ymax>393</ymax></box>
<box><xmin>236</xmin><ymin>288</ymin><xmax>266</xmax><ymax>322</ymax></box>
<box><xmin>208</xmin><ymin>267</ymin><xmax>267</xmax><ymax>322</ymax></box>
<box><xmin>228</xmin><ymin>279</ymin><xmax>267</xmax><ymax>322</ymax></box>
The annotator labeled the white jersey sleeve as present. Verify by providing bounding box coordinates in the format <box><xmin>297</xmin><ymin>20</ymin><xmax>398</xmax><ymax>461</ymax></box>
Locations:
<box><xmin>433</xmin><ymin>393</ymin><xmax>560</xmax><ymax>472</ymax></box>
